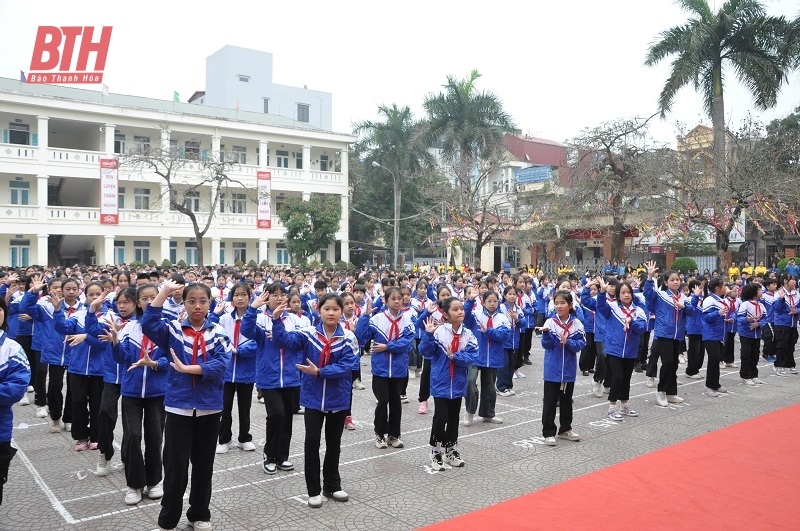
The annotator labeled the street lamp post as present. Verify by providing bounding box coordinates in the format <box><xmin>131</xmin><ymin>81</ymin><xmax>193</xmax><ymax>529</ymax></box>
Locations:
<box><xmin>372</xmin><ymin>161</ymin><xmax>400</xmax><ymax>271</ymax></box>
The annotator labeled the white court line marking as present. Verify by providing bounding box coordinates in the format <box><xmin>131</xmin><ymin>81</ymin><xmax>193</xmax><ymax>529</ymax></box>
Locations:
<box><xmin>61</xmin><ymin>488</ymin><xmax>125</xmax><ymax>504</ymax></box>
<box><xmin>28</xmin><ymin>354</ymin><xmax>800</xmax><ymax>524</ymax></box>
<box><xmin>14</xmin><ymin>445</ymin><xmax>78</xmax><ymax>524</ymax></box>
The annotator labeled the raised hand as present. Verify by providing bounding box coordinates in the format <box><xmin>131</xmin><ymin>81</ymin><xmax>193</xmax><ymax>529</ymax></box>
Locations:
<box><xmin>49</xmin><ymin>292</ymin><xmax>64</xmax><ymax>310</ymax></box>
<box><xmin>271</xmin><ymin>301</ymin><xmax>289</xmax><ymax>319</ymax></box>
<box><xmin>89</xmin><ymin>289</ymin><xmax>111</xmax><ymax>313</ymax></box>
<box><xmin>250</xmin><ymin>291</ymin><xmax>269</xmax><ymax>309</ymax></box>
<box><xmin>693</xmin><ymin>284</ymin><xmax>703</xmax><ymax>296</ymax></box>
<box><xmin>128</xmin><ymin>349</ymin><xmax>156</xmax><ymax>371</ymax></box>
<box><xmin>214</xmin><ymin>301</ymin><xmax>228</xmax><ymax>315</ymax></box>
<box><xmin>645</xmin><ymin>260</ymin><xmax>658</xmax><ymax>278</ymax></box>
<box><xmin>423</xmin><ymin>316</ymin><xmax>438</xmax><ymax>333</ymax></box>
<box><xmin>296</xmin><ymin>357</ymin><xmax>320</xmax><ymax>376</ymax></box>
<box><xmin>5</xmin><ymin>272</ymin><xmax>19</xmax><ymax>285</ymax></box>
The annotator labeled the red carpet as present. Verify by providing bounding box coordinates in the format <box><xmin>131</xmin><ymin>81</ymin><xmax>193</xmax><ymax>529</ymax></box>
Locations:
<box><xmin>423</xmin><ymin>404</ymin><xmax>800</xmax><ymax>531</ymax></box>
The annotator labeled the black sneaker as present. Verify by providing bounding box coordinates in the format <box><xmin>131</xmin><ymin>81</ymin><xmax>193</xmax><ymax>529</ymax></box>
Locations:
<box><xmin>523</xmin><ymin>358</ymin><xmax>532</xmax><ymax>366</ymax></box>
<box><xmin>445</xmin><ymin>448</ymin><xmax>465</xmax><ymax>467</ymax></box>
<box><xmin>634</xmin><ymin>363</ymin><xmax>643</xmax><ymax>373</ymax></box>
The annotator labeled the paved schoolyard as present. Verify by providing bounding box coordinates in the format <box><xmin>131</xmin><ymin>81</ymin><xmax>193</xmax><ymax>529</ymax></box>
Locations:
<box><xmin>4</xmin><ymin>342</ymin><xmax>799</xmax><ymax>531</ymax></box>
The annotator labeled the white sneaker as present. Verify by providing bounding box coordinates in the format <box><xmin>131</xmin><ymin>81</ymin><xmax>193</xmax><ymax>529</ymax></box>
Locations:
<box><xmin>482</xmin><ymin>416</ymin><xmax>503</xmax><ymax>424</ymax></box>
<box><xmin>352</xmin><ymin>379</ymin><xmax>366</xmax><ymax>390</ymax></box>
<box><xmin>27</xmin><ymin>385</ymin><xmax>34</xmax><ymax>393</ymax></box>
<box><xmin>409</xmin><ymin>369</ymin><xmax>417</xmax><ymax>379</ymax></box>
<box><xmin>753</xmin><ymin>378</ymin><xmax>765</xmax><ymax>385</ymax></box>
<box><xmin>655</xmin><ymin>391</ymin><xmax>668</xmax><ymax>407</ymax></box>
<box><xmin>461</xmin><ymin>413</ymin><xmax>474</xmax><ymax>427</ymax></box>
<box><xmin>666</xmin><ymin>395</ymin><xmax>684</xmax><ymax>404</ymax></box>
<box><xmin>36</xmin><ymin>406</ymin><xmax>48</xmax><ymax>418</ymax></box>
<box><xmin>788</xmin><ymin>367</ymin><xmax>799</xmax><ymax>374</ymax></box>
<box><xmin>307</xmin><ymin>495</ymin><xmax>323</xmax><ymax>508</ymax></box>
<box><xmin>124</xmin><ymin>487</ymin><xmax>142</xmax><ymax>505</ymax></box>
<box><xmin>743</xmin><ymin>379</ymin><xmax>757</xmax><ymax>386</ymax></box>
<box><xmin>705</xmin><ymin>387</ymin><xmax>721</xmax><ymax>397</ymax></box>
<box><xmin>512</xmin><ymin>372</ymin><xmax>518</xmax><ymax>379</ymax></box>
<box><xmin>17</xmin><ymin>395</ymin><xmax>30</xmax><ymax>406</ymax></box>
<box><xmin>497</xmin><ymin>388</ymin><xmax>513</xmax><ymax>397</ymax></box>
<box><xmin>557</xmin><ymin>430</ymin><xmax>581</xmax><ymax>441</ymax></box>
<box><xmin>93</xmin><ymin>454</ymin><xmax>109</xmax><ymax>477</ymax></box>
<box><xmin>544</xmin><ymin>436</ymin><xmax>556</xmax><ymax>446</ymax></box>
<box><xmin>679</xmin><ymin>354</ymin><xmax>687</xmax><ymax>365</ymax></box>
<box><xmin>686</xmin><ymin>373</ymin><xmax>704</xmax><ymax>379</ymax></box>
<box><xmin>188</xmin><ymin>521</ymin><xmax>212</xmax><ymax>530</ymax></box>
<box><xmin>49</xmin><ymin>420</ymin><xmax>61</xmax><ymax>433</ymax></box>
<box><xmin>774</xmin><ymin>366</ymin><xmax>787</xmax><ymax>377</ymax></box>
<box><xmin>241</xmin><ymin>441</ymin><xmax>256</xmax><ymax>451</ymax></box>
<box><xmin>64</xmin><ymin>423</ymin><xmax>72</xmax><ymax>432</ymax></box>
<box><xmin>646</xmin><ymin>377</ymin><xmax>656</xmax><ymax>388</ymax></box>
<box><xmin>591</xmin><ymin>381</ymin><xmax>603</xmax><ymax>398</ymax></box>
<box><xmin>146</xmin><ymin>484</ymin><xmax>164</xmax><ymax>499</ymax></box>
<box><xmin>323</xmin><ymin>489</ymin><xmax>349</xmax><ymax>502</ymax></box>
<box><xmin>215</xmin><ymin>443</ymin><xmax>229</xmax><ymax>454</ymax></box>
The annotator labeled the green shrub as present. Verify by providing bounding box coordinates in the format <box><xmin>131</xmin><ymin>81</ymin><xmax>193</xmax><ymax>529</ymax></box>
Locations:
<box><xmin>321</xmin><ymin>260</ymin><xmax>333</xmax><ymax>270</ymax></box>
<box><xmin>309</xmin><ymin>259</ymin><xmax>320</xmax><ymax>270</ymax></box>
<box><xmin>777</xmin><ymin>258</ymin><xmax>790</xmax><ymax>272</ymax></box>
<box><xmin>177</xmin><ymin>259</ymin><xmax>187</xmax><ymax>268</ymax></box>
<box><xmin>335</xmin><ymin>260</ymin><xmax>349</xmax><ymax>270</ymax></box>
<box><xmin>234</xmin><ymin>260</ymin><xmax>244</xmax><ymax>268</ymax></box>
<box><xmin>161</xmin><ymin>259</ymin><xmax>173</xmax><ymax>268</ymax></box>
<box><xmin>129</xmin><ymin>260</ymin><xmax>144</xmax><ymax>269</ymax></box>
<box><xmin>148</xmin><ymin>259</ymin><xmax>157</xmax><ymax>267</ymax></box>
<box><xmin>670</xmin><ymin>257</ymin><xmax>698</xmax><ymax>273</ymax></box>
<box><xmin>260</xmin><ymin>260</ymin><xmax>268</xmax><ymax>268</ymax></box>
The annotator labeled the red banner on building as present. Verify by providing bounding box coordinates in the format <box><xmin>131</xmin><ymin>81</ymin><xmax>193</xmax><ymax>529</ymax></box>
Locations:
<box><xmin>257</xmin><ymin>171</ymin><xmax>272</xmax><ymax>228</ymax></box>
<box><xmin>99</xmin><ymin>158</ymin><xmax>119</xmax><ymax>224</ymax></box>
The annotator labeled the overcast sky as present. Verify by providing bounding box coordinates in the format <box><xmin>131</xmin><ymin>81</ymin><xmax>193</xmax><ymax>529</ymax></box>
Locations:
<box><xmin>1</xmin><ymin>0</ymin><xmax>798</xmax><ymax>146</ymax></box>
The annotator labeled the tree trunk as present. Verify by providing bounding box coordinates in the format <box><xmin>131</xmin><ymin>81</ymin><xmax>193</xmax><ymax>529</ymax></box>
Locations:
<box><xmin>393</xmin><ymin>175</ymin><xmax>400</xmax><ymax>270</ymax></box>
<box><xmin>716</xmin><ymin>228</ymin><xmax>731</xmax><ymax>272</ymax></box>
<box><xmin>711</xmin><ymin>63</ymin><xmax>726</xmax><ymax>193</ymax></box>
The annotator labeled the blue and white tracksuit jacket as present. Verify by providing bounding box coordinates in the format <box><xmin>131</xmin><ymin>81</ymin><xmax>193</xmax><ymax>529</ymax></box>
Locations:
<box><xmin>643</xmin><ymin>280</ymin><xmax>695</xmax><ymax>341</ymax></box>
<box><xmin>356</xmin><ymin>310</ymin><xmax>415</xmax><ymax>378</ymax></box>
<box><xmin>53</xmin><ymin>308</ymin><xmax>105</xmax><ymax>377</ymax></box>
<box><xmin>541</xmin><ymin>315</ymin><xmax>586</xmax><ymax>383</ymax></box>
<box><xmin>211</xmin><ymin>309</ymin><xmax>257</xmax><ymax>384</ymax></box>
<box><xmin>0</xmin><ymin>332</ymin><xmax>30</xmax><ymax>442</ymax></box>
<box><xmin>271</xmin><ymin>319</ymin><xmax>358</xmax><ymax>412</ymax></box>
<box><xmin>140</xmin><ymin>306</ymin><xmax>231</xmax><ymax>412</ymax></box>
<box><xmin>736</xmin><ymin>300</ymin><xmax>767</xmax><ymax>340</ymax></box>
<box><xmin>419</xmin><ymin>323</ymin><xmax>479</xmax><ymax>399</ymax></box>
<box><xmin>596</xmin><ymin>293</ymin><xmax>647</xmax><ymax>358</ymax></box>
<box><xmin>463</xmin><ymin>299</ymin><xmax>511</xmax><ymax>369</ymax></box>
<box><xmin>240</xmin><ymin>307</ymin><xmax>302</xmax><ymax>390</ymax></box>
<box><xmin>112</xmin><ymin>320</ymin><xmax>168</xmax><ymax>399</ymax></box>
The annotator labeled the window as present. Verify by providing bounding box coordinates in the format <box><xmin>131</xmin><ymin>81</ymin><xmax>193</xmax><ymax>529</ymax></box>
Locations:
<box><xmin>297</xmin><ymin>104</ymin><xmax>309</xmax><ymax>123</ymax></box>
<box><xmin>134</xmin><ymin>188</ymin><xmax>150</xmax><ymax>210</ymax></box>
<box><xmin>320</xmin><ymin>154</ymin><xmax>329</xmax><ymax>172</ymax></box>
<box><xmin>184</xmin><ymin>190</ymin><xmax>200</xmax><ymax>212</ymax></box>
<box><xmin>263</xmin><ymin>98</ymin><xmax>269</xmax><ymax>114</ymax></box>
<box><xmin>114</xmin><ymin>240</ymin><xmax>125</xmax><ymax>265</ymax></box>
<box><xmin>184</xmin><ymin>140</ymin><xmax>200</xmax><ymax>161</ymax></box>
<box><xmin>295</xmin><ymin>151</ymin><xmax>303</xmax><ymax>169</ymax></box>
<box><xmin>10</xmin><ymin>239</ymin><xmax>30</xmax><ymax>268</ymax></box>
<box><xmin>232</xmin><ymin>146</ymin><xmax>246</xmax><ymax>164</ymax></box>
<box><xmin>133</xmin><ymin>240</ymin><xmax>150</xmax><ymax>263</ymax></box>
<box><xmin>276</xmin><ymin>150</ymin><xmax>289</xmax><ymax>168</ymax></box>
<box><xmin>132</xmin><ymin>135</ymin><xmax>150</xmax><ymax>153</ymax></box>
<box><xmin>238</xmin><ymin>75</ymin><xmax>250</xmax><ymax>82</ymax></box>
<box><xmin>233</xmin><ymin>242</ymin><xmax>247</xmax><ymax>264</ymax></box>
<box><xmin>114</xmin><ymin>131</ymin><xmax>125</xmax><ymax>154</ymax></box>
<box><xmin>275</xmin><ymin>194</ymin><xmax>287</xmax><ymax>215</ymax></box>
<box><xmin>9</xmin><ymin>181</ymin><xmax>30</xmax><ymax>205</ymax></box>
<box><xmin>276</xmin><ymin>247</ymin><xmax>290</xmax><ymax>265</ymax></box>
<box><xmin>169</xmin><ymin>241</ymin><xmax>177</xmax><ymax>265</ymax></box>
<box><xmin>118</xmin><ymin>186</ymin><xmax>125</xmax><ymax>209</ymax></box>
<box><xmin>320</xmin><ymin>249</ymin><xmax>328</xmax><ymax>263</ymax></box>
<box><xmin>8</xmin><ymin>123</ymin><xmax>29</xmax><ymax>145</ymax></box>
<box><xmin>230</xmin><ymin>193</ymin><xmax>247</xmax><ymax>213</ymax></box>
<box><xmin>185</xmin><ymin>240</ymin><xmax>198</xmax><ymax>265</ymax></box>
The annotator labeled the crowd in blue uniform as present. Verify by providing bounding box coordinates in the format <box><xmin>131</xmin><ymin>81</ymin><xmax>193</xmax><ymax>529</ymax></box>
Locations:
<box><xmin>1</xmin><ymin>258</ymin><xmax>798</xmax><ymax>529</ymax></box>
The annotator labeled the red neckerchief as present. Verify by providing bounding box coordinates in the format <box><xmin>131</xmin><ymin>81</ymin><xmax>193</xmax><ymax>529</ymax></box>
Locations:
<box><xmin>233</xmin><ymin>318</ymin><xmax>241</xmax><ymax>349</ymax></box>
<box><xmin>182</xmin><ymin>326</ymin><xmax>208</xmax><ymax>387</ymax></box>
<box><xmin>66</xmin><ymin>306</ymin><xmax>76</xmax><ymax>317</ymax></box>
<box><xmin>452</xmin><ymin>287</ymin><xmax>463</xmax><ymax>300</ymax></box>
<box><xmin>750</xmin><ymin>301</ymin><xmax>762</xmax><ymax>320</ymax></box>
<box><xmin>354</xmin><ymin>305</ymin><xmax>362</xmax><ymax>317</ymax></box>
<box><xmin>517</xmin><ymin>294</ymin><xmax>524</xmax><ymax>308</ymax></box>
<box><xmin>449</xmin><ymin>329</ymin><xmax>459</xmax><ymax>378</ymax></box>
<box><xmin>619</xmin><ymin>304</ymin><xmax>636</xmax><ymax>335</ymax></box>
<box><xmin>552</xmin><ymin>316</ymin><xmax>572</xmax><ymax>341</ymax></box>
<box><xmin>485</xmin><ymin>311</ymin><xmax>494</xmax><ymax>351</ymax></box>
<box><xmin>139</xmin><ymin>336</ymin><xmax>154</xmax><ymax>360</ymax></box>
<box><xmin>728</xmin><ymin>299</ymin><xmax>736</xmax><ymax>313</ymax></box>
<box><xmin>385</xmin><ymin>311</ymin><xmax>402</xmax><ymax>341</ymax></box>
<box><xmin>316</xmin><ymin>331</ymin><xmax>335</xmax><ymax>372</ymax></box>
<box><xmin>669</xmin><ymin>290</ymin><xmax>682</xmax><ymax>322</ymax></box>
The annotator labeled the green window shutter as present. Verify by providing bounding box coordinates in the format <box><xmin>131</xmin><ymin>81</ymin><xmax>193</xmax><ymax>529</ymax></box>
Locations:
<box><xmin>2</xmin><ymin>130</ymin><xmax>7</xmax><ymax>143</ymax></box>
<box><xmin>201</xmin><ymin>149</ymin><xmax>208</xmax><ymax>162</ymax></box>
<box><xmin>31</xmin><ymin>132</ymin><xmax>38</xmax><ymax>146</ymax></box>
<box><xmin>178</xmin><ymin>147</ymin><xmax>185</xmax><ymax>159</ymax></box>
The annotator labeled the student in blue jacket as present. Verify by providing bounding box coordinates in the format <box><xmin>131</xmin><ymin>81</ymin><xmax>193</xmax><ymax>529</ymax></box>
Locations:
<box><xmin>772</xmin><ymin>274</ymin><xmax>799</xmax><ymax>376</ymax></box>
<box><xmin>596</xmin><ymin>279</ymin><xmax>647</xmax><ymax>421</ymax></box>
<box><xmin>537</xmin><ymin>290</ymin><xmax>586</xmax><ymax>446</ymax></box>
<box><xmin>701</xmin><ymin>276</ymin><xmax>730</xmax><ymax>397</ymax></box>
<box><xmin>462</xmin><ymin>290</ymin><xmax>511</xmax><ymax>426</ymax></box>
<box><xmin>0</xmin><ymin>295</ymin><xmax>31</xmax><ymax>506</ymax></box>
<box><xmin>141</xmin><ymin>280</ymin><xmax>231</xmax><ymax>531</ymax></box>
<box><xmin>269</xmin><ymin>293</ymin><xmax>359</xmax><ymax>509</ymax></box>
<box><xmin>735</xmin><ymin>282</ymin><xmax>767</xmax><ymax>386</ymax></box>
<box><xmin>356</xmin><ymin>287</ymin><xmax>415</xmax><ymax>450</ymax></box>
<box><xmin>211</xmin><ymin>283</ymin><xmax>258</xmax><ymax>455</ymax></box>
<box><xmin>51</xmin><ymin>281</ymin><xmax>107</xmax><ymax>452</ymax></box>
<box><xmin>101</xmin><ymin>284</ymin><xmax>167</xmax><ymax>506</ymax></box>
<box><xmin>419</xmin><ymin>297</ymin><xmax>479</xmax><ymax>471</ymax></box>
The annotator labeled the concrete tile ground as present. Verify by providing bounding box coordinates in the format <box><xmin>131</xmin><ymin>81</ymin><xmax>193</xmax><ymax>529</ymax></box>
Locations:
<box><xmin>4</xmin><ymin>342</ymin><xmax>798</xmax><ymax>530</ymax></box>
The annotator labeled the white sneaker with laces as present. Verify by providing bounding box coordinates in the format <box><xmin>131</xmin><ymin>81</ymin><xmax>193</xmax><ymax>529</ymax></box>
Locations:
<box><xmin>557</xmin><ymin>430</ymin><xmax>581</xmax><ymax>441</ymax></box>
<box><xmin>323</xmin><ymin>490</ymin><xmax>349</xmax><ymax>502</ymax></box>
<box><xmin>307</xmin><ymin>495</ymin><xmax>323</xmax><ymax>508</ymax></box>
<box><xmin>461</xmin><ymin>413</ymin><xmax>474</xmax><ymax>427</ymax></box>
<box><xmin>591</xmin><ymin>381</ymin><xmax>603</xmax><ymax>397</ymax></box>
<box><xmin>27</xmin><ymin>385</ymin><xmax>34</xmax><ymax>393</ymax></box>
<box><xmin>36</xmin><ymin>406</ymin><xmax>48</xmax><ymax>418</ymax></box>
<box><xmin>646</xmin><ymin>377</ymin><xmax>656</xmax><ymax>388</ymax></box>
<box><xmin>445</xmin><ymin>448</ymin><xmax>465</xmax><ymax>467</ymax></box>
<box><xmin>124</xmin><ymin>487</ymin><xmax>142</xmax><ymax>505</ymax></box>
<box><xmin>352</xmin><ymin>379</ymin><xmax>366</xmax><ymax>390</ymax></box>
<box><xmin>686</xmin><ymin>373</ymin><xmax>704</xmax><ymax>379</ymax></box>
<box><xmin>482</xmin><ymin>416</ymin><xmax>503</xmax><ymax>424</ymax></box>
<box><xmin>743</xmin><ymin>379</ymin><xmax>756</xmax><ymax>386</ymax></box>
<box><xmin>788</xmin><ymin>367</ymin><xmax>798</xmax><ymax>374</ymax></box>
<box><xmin>544</xmin><ymin>436</ymin><xmax>556</xmax><ymax>446</ymax></box>
<box><xmin>188</xmin><ymin>520</ymin><xmax>212</xmax><ymax>529</ymax></box>
<box><xmin>17</xmin><ymin>395</ymin><xmax>30</xmax><ymax>406</ymax></box>
<box><xmin>666</xmin><ymin>395</ymin><xmax>684</xmax><ymax>404</ymax></box>
<box><xmin>215</xmin><ymin>443</ymin><xmax>229</xmax><ymax>454</ymax></box>
<box><xmin>705</xmin><ymin>387</ymin><xmax>720</xmax><ymax>397</ymax></box>
<box><xmin>93</xmin><ymin>454</ymin><xmax>109</xmax><ymax>477</ymax></box>
<box><xmin>146</xmin><ymin>484</ymin><xmax>164</xmax><ymax>499</ymax></box>
<box><xmin>241</xmin><ymin>441</ymin><xmax>256</xmax><ymax>451</ymax></box>
<box><xmin>655</xmin><ymin>391</ymin><xmax>668</xmax><ymax>407</ymax></box>
<box><xmin>753</xmin><ymin>378</ymin><xmax>765</xmax><ymax>385</ymax></box>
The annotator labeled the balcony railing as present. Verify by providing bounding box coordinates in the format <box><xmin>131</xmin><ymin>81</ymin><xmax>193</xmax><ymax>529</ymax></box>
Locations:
<box><xmin>50</xmin><ymin>148</ymin><xmax>103</xmax><ymax>164</ymax></box>
<box><xmin>0</xmin><ymin>143</ymin><xmax>37</xmax><ymax>159</ymax></box>
<box><xmin>0</xmin><ymin>204</ymin><xmax>37</xmax><ymax>219</ymax></box>
<box><xmin>49</xmin><ymin>207</ymin><xmax>99</xmax><ymax>221</ymax></box>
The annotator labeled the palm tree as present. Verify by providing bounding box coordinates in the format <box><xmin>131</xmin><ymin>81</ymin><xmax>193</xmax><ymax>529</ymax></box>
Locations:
<box><xmin>422</xmin><ymin>70</ymin><xmax>515</xmax><ymax>268</ymax></box>
<box><xmin>645</xmin><ymin>0</ymin><xmax>790</xmax><ymax>266</ymax></box>
<box><xmin>354</xmin><ymin>104</ymin><xmax>432</xmax><ymax>269</ymax></box>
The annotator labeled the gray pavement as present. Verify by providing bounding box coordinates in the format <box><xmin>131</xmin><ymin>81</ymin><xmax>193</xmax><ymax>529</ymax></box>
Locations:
<box><xmin>4</xmin><ymin>342</ymin><xmax>799</xmax><ymax>531</ymax></box>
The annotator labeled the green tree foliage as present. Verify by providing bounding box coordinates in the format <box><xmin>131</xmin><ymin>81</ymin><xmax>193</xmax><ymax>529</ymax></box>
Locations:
<box><xmin>645</xmin><ymin>0</ymin><xmax>791</xmax><ymax>209</ymax></box>
<box><xmin>277</xmin><ymin>195</ymin><xmax>342</xmax><ymax>263</ymax></box>
<box><xmin>670</xmin><ymin>257</ymin><xmax>699</xmax><ymax>273</ymax></box>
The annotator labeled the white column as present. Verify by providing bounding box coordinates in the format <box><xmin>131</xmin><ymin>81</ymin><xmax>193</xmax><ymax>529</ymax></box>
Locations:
<box><xmin>212</xmin><ymin>134</ymin><xmax>221</xmax><ymax>161</ymax></box>
<box><xmin>340</xmin><ymin>144</ymin><xmax>348</xmax><ymax>179</ymax></box>
<box><xmin>340</xmin><ymin>193</ymin><xmax>349</xmax><ymax>242</ymax></box>
<box><xmin>37</xmin><ymin>234</ymin><xmax>49</xmax><ymax>266</ymax></box>
<box><xmin>37</xmin><ymin>116</ymin><xmax>49</xmax><ymax>162</ymax></box>
<box><xmin>160</xmin><ymin>236</ymin><xmax>171</xmax><ymax>264</ymax></box>
<box><xmin>104</xmin><ymin>234</ymin><xmax>115</xmax><ymax>266</ymax></box>
<box><xmin>302</xmin><ymin>145</ymin><xmax>311</xmax><ymax>180</ymax></box>
<box><xmin>212</xmin><ymin>237</ymin><xmax>221</xmax><ymax>266</ymax></box>
<box><xmin>340</xmin><ymin>240</ymin><xmax>350</xmax><ymax>264</ymax></box>
<box><xmin>160</xmin><ymin>126</ymin><xmax>171</xmax><ymax>154</ymax></box>
<box><xmin>302</xmin><ymin>191</ymin><xmax>311</xmax><ymax>201</ymax></box>
<box><xmin>104</xmin><ymin>123</ymin><xmax>115</xmax><ymax>155</ymax></box>
<box><xmin>259</xmin><ymin>238</ymin><xmax>269</xmax><ymax>264</ymax></box>
<box><xmin>259</xmin><ymin>140</ymin><xmax>268</xmax><ymax>169</ymax></box>
<box><xmin>37</xmin><ymin>174</ymin><xmax>48</xmax><ymax>222</ymax></box>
